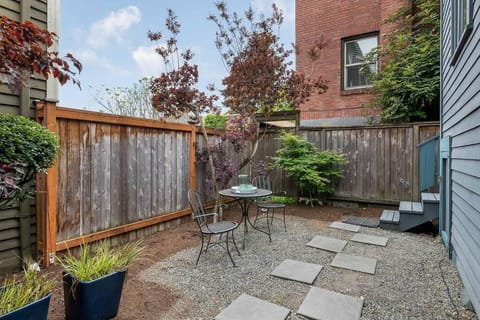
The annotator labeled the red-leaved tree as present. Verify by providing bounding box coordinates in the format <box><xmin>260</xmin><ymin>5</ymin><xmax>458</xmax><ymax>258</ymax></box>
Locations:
<box><xmin>149</xmin><ymin>4</ymin><xmax>327</xmax><ymax>211</ymax></box>
<box><xmin>208</xmin><ymin>2</ymin><xmax>327</xmax><ymax>176</ymax></box>
<box><xmin>0</xmin><ymin>16</ymin><xmax>82</xmax><ymax>92</ymax></box>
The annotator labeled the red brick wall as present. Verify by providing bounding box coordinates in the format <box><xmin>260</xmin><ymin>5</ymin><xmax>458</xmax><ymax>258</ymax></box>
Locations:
<box><xmin>296</xmin><ymin>0</ymin><xmax>409</xmax><ymax>120</ymax></box>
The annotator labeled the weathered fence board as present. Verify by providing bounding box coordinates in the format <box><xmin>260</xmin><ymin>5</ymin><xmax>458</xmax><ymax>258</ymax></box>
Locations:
<box><xmin>255</xmin><ymin>123</ymin><xmax>439</xmax><ymax>204</ymax></box>
<box><xmin>35</xmin><ymin>104</ymin><xmax>202</xmax><ymax>265</ymax></box>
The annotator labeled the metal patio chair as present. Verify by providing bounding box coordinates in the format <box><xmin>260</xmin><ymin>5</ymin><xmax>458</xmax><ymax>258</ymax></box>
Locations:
<box><xmin>188</xmin><ymin>190</ymin><xmax>240</xmax><ymax>266</ymax></box>
<box><xmin>252</xmin><ymin>176</ymin><xmax>287</xmax><ymax>231</ymax></box>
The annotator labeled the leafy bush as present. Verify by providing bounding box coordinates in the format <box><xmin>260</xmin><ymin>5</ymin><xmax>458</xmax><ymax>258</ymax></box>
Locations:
<box><xmin>203</xmin><ymin>114</ymin><xmax>228</xmax><ymax>129</ymax></box>
<box><xmin>0</xmin><ymin>113</ymin><xmax>59</xmax><ymax>207</ymax></box>
<box><xmin>0</xmin><ymin>267</ymin><xmax>54</xmax><ymax>315</ymax></box>
<box><xmin>58</xmin><ymin>241</ymin><xmax>143</xmax><ymax>282</ymax></box>
<box><xmin>272</xmin><ymin>132</ymin><xmax>345</xmax><ymax>202</ymax></box>
<box><xmin>366</xmin><ymin>0</ymin><xmax>440</xmax><ymax>122</ymax></box>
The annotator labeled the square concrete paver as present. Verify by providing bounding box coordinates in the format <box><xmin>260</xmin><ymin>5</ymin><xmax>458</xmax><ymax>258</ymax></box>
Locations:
<box><xmin>297</xmin><ymin>287</ymin><xmax>364</xmax><ymax>320</ymax></box>
<box><xmin>331</xmin><ymin>253</ymin><xmax>377</xmax><ymax>275</ymax></box>
<box><xmin>351</xmin><ymin>233</ymin><xmax>389</xmax><ymax>247</ymax></box>
<box><xmin>270</xmin><ymin>259</ymin><xmax>323</xmax><ymax>284</ymax></box>
<box><xmin>215</xmin><ymin>294</ymin><xmax>290</xmax><ymax>320</ymax></box>
<box><xmin>329</xmin><ymin>221</ymin><xmax>360</xmax><ymax>232</ymax></box>
<box><xmin>307</xmin><ymin>235</ymin><xmax>347</xmax><ymax>253</ymax></box>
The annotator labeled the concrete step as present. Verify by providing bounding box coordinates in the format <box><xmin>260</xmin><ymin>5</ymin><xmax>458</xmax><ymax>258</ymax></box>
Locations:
<box><xmin>399</xmin><ymin>201</ymin><xmax>423</xmax><ymax>215</ymax></box>
<box><xmin>421</xmin><ymin>192</ymin><xmax>440</xmax><ymax>204</ymax></box>
<box><xmin>379</xmin><ymin>210</ymin><xmax>400</xmax><ymax>230</ymax></box>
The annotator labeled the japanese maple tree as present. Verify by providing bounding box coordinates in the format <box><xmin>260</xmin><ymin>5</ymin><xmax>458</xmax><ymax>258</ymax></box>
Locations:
<box><xmin>209</xmin><ymin>2</ymin><xmax>327</xmax><ymax>172</ymax></box>
<box><xmin>0</xmin><ymin>16</ymin><xmax>82</xmax><ymax>92</ymax></box>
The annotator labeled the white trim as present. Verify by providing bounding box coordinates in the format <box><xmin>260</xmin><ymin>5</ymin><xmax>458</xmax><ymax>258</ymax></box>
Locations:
<box><xmin>47</xmin><ymin>0</ymin><xmax>60</xmax><ymax>100</ymax></box>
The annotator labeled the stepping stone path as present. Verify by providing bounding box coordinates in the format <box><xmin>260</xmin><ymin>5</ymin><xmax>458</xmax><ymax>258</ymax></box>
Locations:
<box><xmin>270</xmin><ymin>259</ymin><xmax>323</xmax><ymax>284</ymax></box>
<box><xmin>215</xmin><ymin>294</ymin><xmax>290</xmax><ymax>320</ymax></box>
<box><xmin>329</xmin><ymin>221</ymin><xmax>360</xmax><ymax>232</ymax></box>
<box><xmin>351</xmin><ymin>233</ymin><xmax>389</xmax><ymax>247</ymax></box>
<box><xmin>215</xmin><ymin>220</ymin><xmax>389</xmax><ymax>319</ymax></box>
<box><xmin>307</xmin><ymin>235</ymin><xmax>347</xmax><ymax>253</ymax></box>
<box><xmin>297</xmin><ymin>287</ymin><xmax>364</xmax><ymax>320</ymax></box>
<box><xmin>343</xmin><ymin>215</ymin><xmax>380</xmax><ymax>228</ymax></box>
<box><xmin>331</xmin><ymin>253</ymin><xmax>377</xmax><ymax>275</ymax></box>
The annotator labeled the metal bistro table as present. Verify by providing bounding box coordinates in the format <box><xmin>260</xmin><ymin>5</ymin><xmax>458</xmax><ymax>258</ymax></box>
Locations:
<box><xmin>219</xmin><ymin>188</ymin><xmax>272</xmax><ymax>250</ymax></box>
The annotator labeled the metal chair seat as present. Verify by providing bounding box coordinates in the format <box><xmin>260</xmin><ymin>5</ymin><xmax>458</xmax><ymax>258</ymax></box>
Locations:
<box><xmin>202</xmin><ymin>221</ymin><xmax>238</xmax><ymax>234</ymax></box>
<box><xmin>257</xmin><ymin>202</ymin><xmax>286</xmax><ymax>209</ymax></box>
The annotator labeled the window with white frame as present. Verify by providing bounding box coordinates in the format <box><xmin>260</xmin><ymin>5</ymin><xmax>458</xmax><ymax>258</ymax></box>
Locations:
<box><xmin>343</xmin><ymin>35</ymin><xmax>378</xmax><ymax>90</ymax></box>
<box><xmin>451</xmin><ymin>0</ymin><xmax>473</xmax><ymax>65</ymax></box>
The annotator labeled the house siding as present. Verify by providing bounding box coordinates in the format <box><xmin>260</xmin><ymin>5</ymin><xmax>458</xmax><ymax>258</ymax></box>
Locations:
<box><xmin>295</xmin><ymin>0</ymin><xmax>408</xmax><ymax>121</ymax></box>
<box><xmin>0</xmin><ymin>0</ymin><xmax>48</xmax><ymax>272</ymax></box>
<box><xmin>441</xmin><ymin>0</ymin><xmax>480</xmax><ymax>315</ymax></box>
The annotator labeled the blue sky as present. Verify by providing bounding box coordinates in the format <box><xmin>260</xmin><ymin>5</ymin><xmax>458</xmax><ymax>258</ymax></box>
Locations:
<box><xmin>59</xmin><ymin>0</ymin><xmax>295</xmax><ymax>110</ymax></box>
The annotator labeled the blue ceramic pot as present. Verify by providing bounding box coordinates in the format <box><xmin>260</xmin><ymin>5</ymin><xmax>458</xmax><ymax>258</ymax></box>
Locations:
<box><xmin>0</xmin><ymin>292</ymin><xmax>51</xmax><ymax>320</ymax></box>
<box><xmin>63</xmin><ymin>270</ymin><xmax>126</xmax><ymax>320</ymax></box>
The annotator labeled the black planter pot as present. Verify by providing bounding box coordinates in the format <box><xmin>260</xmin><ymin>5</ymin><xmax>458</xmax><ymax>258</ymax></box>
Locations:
<box><xmin>0</xmin><ymin>292</ymin><xmax>51</xmax><ymax>320</ymax></box>
<box><xmin>63</xmin><ymin>270</ymin><xmax>126</xmax><ymax>320</ymax></box>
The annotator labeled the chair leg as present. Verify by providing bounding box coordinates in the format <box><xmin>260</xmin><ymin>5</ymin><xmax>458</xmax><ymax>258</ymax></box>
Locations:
<box><xmin>231</xmin><ymin>230</ymin><xmax>241</xmax><ymax>256</ymax></box>
<box><xmin>282</xmin><ymin>207</ymin><xmax>287</xmax><ymax>231</ymax></box>
<box><xmin>225</xmin><ymin>232</ymin><xmax>236</xmax><ymax>267</ymax></box>
<box><xmin>196</xmin><ymin>234</ymin><xmax>205</xmax><ymax>265</ymax></box>
<box><xmin>254</xmin><ymin>206</ymin><xmax>259</xmax><ymax>226</ymax></box>
<box><xmin>205</xmin><ymin>234</ymin><xmax>212</xmax><ymax>253</ymax></box>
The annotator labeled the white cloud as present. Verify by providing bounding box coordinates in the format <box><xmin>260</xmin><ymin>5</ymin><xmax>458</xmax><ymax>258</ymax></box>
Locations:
<box><xmin>251</xmin><ymin>0</ymin><xmax>295</xmax><ymax>24</ymax></box>
<box><xmin>71</xmin><ymin>48</ymin><xmax>131</xmax><ymax>77</ymax></box>
<box><xmin>87</xmin><ymin>6</ymin><xmax>141</xmax><ymax>48</ymax></box>
<box><xmin>132</xmin><ymin>45</ymin><xmax>164</xmax><ymax>77</ymax></box>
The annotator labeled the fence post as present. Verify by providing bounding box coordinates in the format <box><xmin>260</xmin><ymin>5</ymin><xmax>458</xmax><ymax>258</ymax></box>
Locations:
<box><xmin>36</xmin><ymin>99</ymin><xmax>58</xmax><ymax>267</ymax></box>
<box><xmin>190</xmin><ymin>128</ymin><xmax>196</xmax><ymax>191</ymax></box>
<box><xmin>412</xmin><ymin>123</ymin><xmax>420</xmax><ymax>201</ymax></box>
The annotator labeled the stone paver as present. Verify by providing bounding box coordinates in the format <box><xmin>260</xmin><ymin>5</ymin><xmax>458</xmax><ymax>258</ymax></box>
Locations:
<box><xmin>297</xmin><ymin>287</ymin><xmax>364</xmax><ymax>320</ymax></box>
<box><xmin>215</xmin><ymin>294</ymin><xmax>290</xmax><ymax>320</ymax></box>
<box><xmin>329</xmin><ymin>221</ymin><xmax>360</xmax><ymax>232</ymax></box>
<box><xmin>350</xmin><ymin>233</ymin><xmax>389</xmax><ymax>247</ymax></box>
<box><xmin>270</xmin><ymin>259</ymin><xmax>323</xmax><ymax>284</ymax></box>
<box><xmin>330</xmin><ymin>253</ymin><xmax>377</xmax><ymax>275</ymax></box>
<box><xmin>307</xmin><ymin>235</ymin><xmax>347</xmax><ymax>253</ymax></box>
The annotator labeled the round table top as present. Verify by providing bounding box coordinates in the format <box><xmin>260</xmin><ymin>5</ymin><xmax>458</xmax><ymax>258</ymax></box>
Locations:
<box><xmin>219</xmin><ymin>188</ymin><xmax>272</xmax><ymax>198</ymax></box>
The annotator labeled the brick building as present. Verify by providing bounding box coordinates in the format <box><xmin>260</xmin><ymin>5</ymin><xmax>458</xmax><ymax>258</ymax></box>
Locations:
<box><xmin>296</xmin><ymin>0</ymin><xmax>408</xmax><ymax>126</ymax></box>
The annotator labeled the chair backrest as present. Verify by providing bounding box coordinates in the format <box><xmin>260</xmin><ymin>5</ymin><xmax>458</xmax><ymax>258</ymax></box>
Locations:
<box><xmin>252</xmin><ymin>175</ymin><xmax>272</xmax><ymax>190</ymax></box>
<box><xmin>252</xmin><ymin>176</ymin><xmax>273</xmax><ymax>202</ymax></box>
<box><xmin>188</xmin><ymin>189</ymin><xmax>208</xmax><ymax>227</ymax></box>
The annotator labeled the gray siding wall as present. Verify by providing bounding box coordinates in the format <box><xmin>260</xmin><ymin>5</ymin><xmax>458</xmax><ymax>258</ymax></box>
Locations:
<box><xmin>0</xmin><ymin>0</ymin><xmax>48</xmax><ymax>273</ymax></box>
<box><xmin>441</xmin><ymin>0</ymin><xmax>480</xmax><ymax>314</ymax></box>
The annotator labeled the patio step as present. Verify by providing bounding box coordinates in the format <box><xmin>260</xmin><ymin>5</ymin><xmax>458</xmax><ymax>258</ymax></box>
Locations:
<box><xmin>379</xmin><ymin>210</ymin><xmax>400</xmax><ymax>230</ymax></box>
<box><xmin>379</xmin><ymin>196</ymin><xmax>440</xmax><ymax>232</ymax></box>
<box><xmin>398</xmin><ymin>201</ymin><xmax>424</xmax><ymax>215</ymax></box>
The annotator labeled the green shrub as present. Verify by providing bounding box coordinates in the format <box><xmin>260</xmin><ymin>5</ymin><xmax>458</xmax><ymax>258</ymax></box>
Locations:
<box><xmin>271</xmin><ymin>195</ymin><xmax>296</xmax><ymax>204</ymax></box>
<box><xmin>0</xmin><ymin>267</ymin><xmax>54</xmax><ymax>315</ymax></box>
<box><xmin>58</xmin><ymin>241</ymin><xmax>143</xmax><ymax>282</ymax></box>
<box><xmin>0</xmin><ymin>113</ymin><xmax>59</xmax><ymax>206</ymax></box>
<box><xmin>272</xmin><ymin>132</ymin><xmax>346</xmax><ymax>202</ymax></box>
<box><xmin>203</xmin><ymin>114</ymin><xmax>228</xmax><ymax>129</ymax></box>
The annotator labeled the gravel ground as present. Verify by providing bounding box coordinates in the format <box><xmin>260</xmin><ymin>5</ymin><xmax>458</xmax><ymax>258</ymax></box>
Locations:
<box><xmin>140</xmin><ymin>215</ymin><xmax>477</xmax><ymax>320</ymax></box>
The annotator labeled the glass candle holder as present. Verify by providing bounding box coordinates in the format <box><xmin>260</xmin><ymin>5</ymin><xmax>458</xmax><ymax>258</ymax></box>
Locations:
<box><xmin>238</xmin><ymin>174</ymin><xmax>249</xmax><ymax>189</ymax></box>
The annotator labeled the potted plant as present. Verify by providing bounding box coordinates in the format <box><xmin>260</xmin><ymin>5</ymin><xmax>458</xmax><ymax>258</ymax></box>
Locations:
<box><xmin>0</xmin><ymin>266</ymin><xmax>54</xmax><ymax>320</ymax></box>
<box><xmin>58</xmin><ymin>241</ymin><xmax>143</xmax><ymax>320</ymax></box>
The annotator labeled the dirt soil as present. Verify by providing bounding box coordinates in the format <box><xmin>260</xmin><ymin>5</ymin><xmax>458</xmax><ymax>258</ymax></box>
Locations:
<box><xmin>46</xmin><ymin>204</ymin><xmax>383</xmax><ymax>320</ymax></box>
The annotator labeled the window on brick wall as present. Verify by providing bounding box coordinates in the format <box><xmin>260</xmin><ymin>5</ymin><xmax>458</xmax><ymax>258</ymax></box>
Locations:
<box><xmin>342</xmin><ymin>34</ymin><xmax>378</xmax><ymax>90</ymax></box>
<box><xmin>451</xmin><ymin>0</ymin><xmax>473</xmax><ymax>65</ymax></box>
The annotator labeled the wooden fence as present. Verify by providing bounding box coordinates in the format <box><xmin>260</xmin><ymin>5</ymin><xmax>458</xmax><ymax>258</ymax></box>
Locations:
<box><xmin>255</xmin><ymin>122</ymin><xmax>439</xmax><ymax>204</ymax></box>
<box><xmin>35</xmin><ymin>101</ymin><xmax>213</xmax><ymax>265</ymax></box>
<box><xmin>34</xmin><ymin>101</ymin><xmax>439</xmax><ymax>266</ymax></box>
